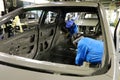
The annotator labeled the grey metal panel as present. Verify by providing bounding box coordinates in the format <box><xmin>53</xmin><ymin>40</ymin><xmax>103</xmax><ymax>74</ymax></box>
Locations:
<box><xmin>0</xmin><ymin>52</ymin><xmax>97</xmax><ymax>76</ymax></box>
<box><xmin>24</xmin><ymin>2</ymin><xmax>98</xmax><ymax>9</ymax></box>
<box><xmin>0</xmin><ymin>63</ymin><xmax>112</xmax><ymax>80</ymax></box>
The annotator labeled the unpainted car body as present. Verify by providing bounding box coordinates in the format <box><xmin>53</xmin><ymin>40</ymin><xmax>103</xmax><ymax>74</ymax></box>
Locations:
<box><xmin>0</xmin><ymin>2</ymin><xmax>119</xmax><ymax>80</ymax></box>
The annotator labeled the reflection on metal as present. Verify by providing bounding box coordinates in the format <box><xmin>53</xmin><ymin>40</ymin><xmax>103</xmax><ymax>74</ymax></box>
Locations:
<box><xmin>114</xmin><ymin>18</ymin><xmax>120</xmax><ymax>80</ymax></box>
<box><xmin>116</xmin><ymin>20</ymin><xmax>120</xmax><ymax>54</ymax></box>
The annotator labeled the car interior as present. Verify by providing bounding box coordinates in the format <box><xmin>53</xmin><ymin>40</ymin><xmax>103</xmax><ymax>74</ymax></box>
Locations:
<box><xmin>0</xmin><ymin>7</ymin><xmax>105</xmax><ymax>72</ymax></box>
<box><xmin>41</xmin><ymin>11</ymin><xmax>103</xmax><ymax>67</ymax></box>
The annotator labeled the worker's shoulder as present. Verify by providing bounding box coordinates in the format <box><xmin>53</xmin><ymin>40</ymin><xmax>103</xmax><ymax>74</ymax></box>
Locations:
<box><xmin>79</xmin><ymin>37</ymin><xmax>102</xmax><ymax>44</ymax></box>
<box><xmin>77</xmin><ymin>37</ymin><xmax>88</xmax><ymax>45</ymax></box>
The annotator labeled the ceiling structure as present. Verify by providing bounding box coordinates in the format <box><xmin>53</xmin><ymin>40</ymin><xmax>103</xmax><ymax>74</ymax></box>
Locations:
<box><xmin>46</xmin><ymin>0</ymin><xmax>120</xmax><ymax>8</ymax></box>
<box><xmin>4</xmin><ymin>0</ymin><xmax>120</xmax><ymax>12</ymax></box>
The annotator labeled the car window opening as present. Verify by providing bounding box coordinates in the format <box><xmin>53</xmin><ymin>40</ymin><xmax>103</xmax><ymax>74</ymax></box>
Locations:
<box><xmin>0</xmin><ymin>7</ymin><xmax>106</xmax><ymax>76</ymax></box>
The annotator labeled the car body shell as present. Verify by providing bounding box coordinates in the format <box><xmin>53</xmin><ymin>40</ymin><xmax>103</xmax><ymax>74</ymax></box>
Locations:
<box><xmin>0</xmin><ymin>2</ymin><xmax>119</xmax><ymax>80</ymax></box>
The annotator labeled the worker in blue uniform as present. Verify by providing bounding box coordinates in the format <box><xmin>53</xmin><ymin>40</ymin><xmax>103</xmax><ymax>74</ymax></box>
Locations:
<box><xmin>73</xmin><ymin>36</ymin><xmax>104</xmax><ymax>66</ymax></box>
<box><xmin>65</xmin><ymin>18</ymin><xmax>78</xmax><ymax>36</ymax></box>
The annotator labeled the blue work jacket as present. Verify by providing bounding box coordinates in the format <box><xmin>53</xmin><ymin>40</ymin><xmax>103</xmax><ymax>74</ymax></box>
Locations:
<box><xmin>75</xmin><ymin>37</ymin><xmax>104</xmax><ymax>66</ymax></box>
<box><xmin>66</xmin><ymin>20</ymin><xmax>78</xmax><ymax>35</ymax></box>
<box><xmin>68</xmin><ymin>24</ymin><xmax>78</xmax><ymax>35</ymax></box>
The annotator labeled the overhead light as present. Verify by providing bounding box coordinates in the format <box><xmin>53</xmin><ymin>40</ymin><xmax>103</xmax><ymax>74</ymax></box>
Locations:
<box><xmin>35</xmin><ymin>0</ymin><xmax>49</xmax><ymax>4</ymax></box>
<box><xmin>0</xmin><ymin>0</ymin><xmax>4</xmax><ymax>11</ymax></box>
<box><xmin>20</xmin><ymin>0</ymin><xmax>49</xmax><ymax>4</ymax></box>
<box><xmin>118</xmin><ymin>8</ymin><xmax>120</xmax><ymax>12</ymax></box>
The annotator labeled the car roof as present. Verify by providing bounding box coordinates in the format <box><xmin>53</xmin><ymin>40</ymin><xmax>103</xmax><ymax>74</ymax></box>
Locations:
<box><xmin>24</xmin><ymin>1</ymin><xmax>99</xmax><ymax>9</ymax></box>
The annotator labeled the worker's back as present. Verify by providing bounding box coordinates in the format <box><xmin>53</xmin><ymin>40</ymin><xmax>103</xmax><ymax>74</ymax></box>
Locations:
<box><xmin>76</xmin><ymin>37</ymin><xmax>104</xmax><ymax>65</ymax></box>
